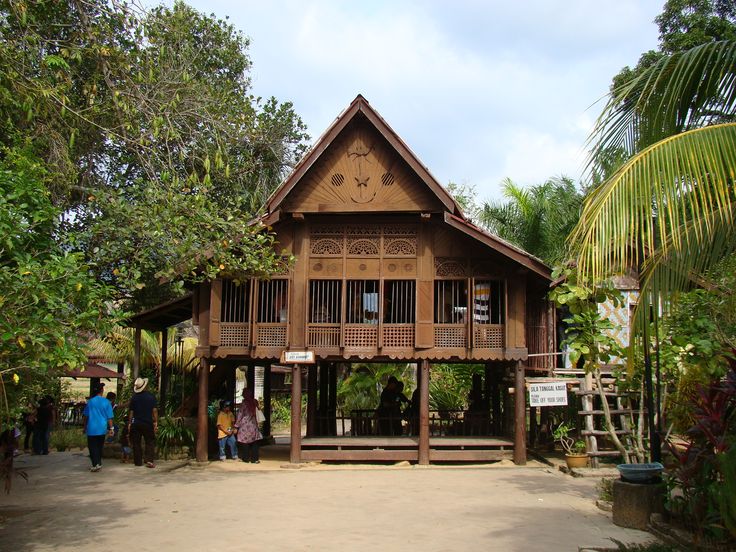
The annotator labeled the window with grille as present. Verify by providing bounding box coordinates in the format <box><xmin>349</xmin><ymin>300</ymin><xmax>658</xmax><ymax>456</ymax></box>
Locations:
<box><xmin>257</xmin><ymin>279</ymin><xmax>289</xmax><ymax>323</ymax></box>
<box><xmin>383</xmin><ymin>280</ymin><xmax>415</xmax><ymax>323</ymax></box>
<box><xmin>346</xmin><ymin>280</ymin><xmax>379</xmax><ymax>324</ymax></box>
<box><xmin>473</xmin><ymin>280</ymin><xmax>504</xmax><ymax>324</ymax></box>
<box><xmin>308</xmin><ymin>280</ymin><xmax>342</xmax><ymax>323</ymax></box>
<box><xmin>434</xmin><ymin>280</ymin><xmax>468</xmax><ymax>323</ymax></box>
<box><xmin>221</xmin><ymin>280</ymin><xmax>251</xmax><ymax>323</ymax></box>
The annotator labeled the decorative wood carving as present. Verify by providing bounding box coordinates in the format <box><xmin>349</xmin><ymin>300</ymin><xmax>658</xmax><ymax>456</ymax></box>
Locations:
<box><xmin>311</xmin><ymin>238</ymin><xmax>343</xmax><ymax>256</ymax></box>
<box><xmin>435</xmin><ymin>257</ymin><xmax>467</xmax><ymax>277</ymax></box>
<box><xmin>284</xmin><ymin>123</ymin><xmax>441</xmax><ymax>213</ymax></box>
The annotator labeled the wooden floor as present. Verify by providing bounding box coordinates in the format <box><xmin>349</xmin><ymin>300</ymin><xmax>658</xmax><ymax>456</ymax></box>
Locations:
<box><xmin>300</xmin><ymin>436</ymin><xmax>514</xmax><ymax>462</ymax></box>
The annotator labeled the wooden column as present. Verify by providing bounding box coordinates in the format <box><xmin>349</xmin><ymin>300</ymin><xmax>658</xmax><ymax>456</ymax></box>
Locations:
<box><xmin>328</xmin><ymin>363</ymin><xmax>337</xmax><ymax>436</ymax></box>
<box><xmin>418</xmin><ymin>359</ymin><xmax>430</xmax><ymax>465</ymax></box>
<box><xmin>159</xmin><ymin>327</ymin><xmax>169</xmax><ymax>412</ymax></box>
<box><xmin>116</xmin><ymin>361</ymin><xmax>125</xmax><ymax>399</ymax></box>
<box><xmin>306</xmin><ymin>364</ymin><xmax>318</xmax><ymax>437</ymax></box>
<box><xmin>246</xmin><ymin>363</ymin><xmax>256</xmax><ymax>392</ymax></box>
<box><xmin>318</xmin><ymin>362</ymin><xmax>328</xmax><ymax>436</ymax></box>
<box><xmin>133</xmin><ymin>326</ymin><xmax>142</xmax><ymax>380</ymax></box>
<box><xmin>513</xmin><ymin>361</ymin><xmax>527</xmax><ymax>465</ymax></box>
<box><xmin>196</xmin><ymin>358</ymin><xmax>209</xmax><ymax>462</ymax></box>
<box><xmin>263</xmin><ymin>364</ymin><xmax>272</xmax><ymax>438</ymax></box>
<box><xmin>290</xmin><ymin>365</ymin><xmax>302</xmax><ymax>463</ymax></box>
<box><xmin>490</xmin><ymin>365</ymin><xmax>502</xmax><ymax>435</ymax></box>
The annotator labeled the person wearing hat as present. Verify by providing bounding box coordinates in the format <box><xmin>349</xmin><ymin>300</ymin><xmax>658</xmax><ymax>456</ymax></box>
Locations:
<box><xmin>82</xmin><ymin>383</ymin><xmax>114</xmax><ymax>472</ymax></box>
<box><xmin>127</xmin><ymin>377</ymin><xmax>158</xmax><ymax>468</ymax></box>
<box><xmin>216</xmin><ymin>400</ymin><xmax>238</xmax><ymax>461</ymax></box>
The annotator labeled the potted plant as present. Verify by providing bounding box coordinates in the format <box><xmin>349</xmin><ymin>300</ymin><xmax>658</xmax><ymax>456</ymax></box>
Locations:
<box><xmin>553</xmin><ymin>422</ymin><xmax>588</xmax><ymax>469</ymax></box>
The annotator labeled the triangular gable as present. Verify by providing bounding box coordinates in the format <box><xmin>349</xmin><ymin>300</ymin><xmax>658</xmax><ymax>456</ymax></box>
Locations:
<box><xmin>267</xmin><ymin>95</ymin><xmax>462</xmax><ymax>216</ymax></box>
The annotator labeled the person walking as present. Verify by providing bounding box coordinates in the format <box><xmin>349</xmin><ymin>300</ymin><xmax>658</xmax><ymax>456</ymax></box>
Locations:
<box><xmin>235</xmin><ymin>389</ymin><xmax>262</xmax><ymax>464</ymax></box>
<box><xmin>128</xmin><ymin>377</ymin><xmax>158</xmax><ymax>468</ymax></box>
<box><xmin>82</xmin><ymin>383</ymin><xmax>114</xmax><ymax>472</ymax></box>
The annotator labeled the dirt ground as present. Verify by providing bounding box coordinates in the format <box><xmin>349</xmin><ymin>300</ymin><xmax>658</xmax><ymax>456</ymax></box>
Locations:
<box><xmin>0</xmin><ymin>446</ymin><xmax>657</xmax><ymax>552</ymax></box>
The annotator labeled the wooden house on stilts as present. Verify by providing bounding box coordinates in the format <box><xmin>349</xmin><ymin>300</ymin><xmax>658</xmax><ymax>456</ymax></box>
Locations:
<box><xmin>130</xmin><ymin>95</ymin><xmax>555</xmax><ymax>465</ymax></box>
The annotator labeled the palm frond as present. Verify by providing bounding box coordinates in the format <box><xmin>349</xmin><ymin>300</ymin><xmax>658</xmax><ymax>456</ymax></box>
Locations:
<box><xmin>589</xmin><ymin>40</ymin><xmax>736</xmax><ymax>165</ymax></box>
<box><xmin>573</xmin><ymin>123</ymin><xmax>736</xmax><ymax>285</ymax></box>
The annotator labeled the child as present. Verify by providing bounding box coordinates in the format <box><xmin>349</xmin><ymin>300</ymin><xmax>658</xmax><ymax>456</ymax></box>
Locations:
<box><xmin>119</xmin><ymin>414</ymin><xmax>131</xmax><ymax>463</ymax></box>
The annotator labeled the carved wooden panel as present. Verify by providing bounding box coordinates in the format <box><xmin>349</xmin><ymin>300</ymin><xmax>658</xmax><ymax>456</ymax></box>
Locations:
<box><xmin>309</xmin><ymin>258</ymin><xmax>344</xmax><ymax>278</ymax></box>
<box><xmin>256</xmin><ymin>323</ymin><xmax>287</xmax><ymax>347</ymax></box>
<box><xmin>285</xmin><ymin>122</ymin><xmax>441</xmax><ymax>213</ymax></box>
<box><xmin>220</xmin><ymin>323</ymin><xmax>251</xmax><ymax>348</ymax></box>
<box><xmin>306</xmin><ymin>324</ymin><xmax>341</xmax><ymax>348</ymax></box>
<box><xmin>435</xmin><ymin>258</ymin><xmax>467</xmax><ymax>277</ymax></box>
<box><xmin>345</xmin><ymin>258</ymin><xmax>380</xmax><ymax>278</ymax></box>
<box><xmin>383</xmin><ymin>324</ymin><xmax>415</xmax><ymax>348</ymax></box>
<box><xmin>474</xmin><ymin>325</ymin><xmax>504</xmax><ymax>348</ymax></box>
<box><xmin>344</xmin><ymin>325</ymin><xmax>378</xmax><ymax>348</ymax></box>
<box><xmin>434</xmin><ymin>325</ymin><xmax>467</xmax><ymax>348</ymax></box>
<box><xmin>382</xmin><ymin>259</ymin><xmax>416</xmax><ymax>278</ymax></box>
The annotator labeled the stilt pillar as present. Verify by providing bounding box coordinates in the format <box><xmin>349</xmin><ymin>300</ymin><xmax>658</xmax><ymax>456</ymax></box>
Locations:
<box><xmin>196</xmin><ymin>358</ymin><xmax>210</xmax><ymax>463</ymax></box>
<box><xmin>513</xmin><ymin>361</ymin><xmax>527</xmax><ymax>465</ymax></box>
<box><xmin>263</xmin><ymin>364</ymin><xmax>272</xmax><ymax>438</ymax></box>
<box><xmin>418</xmin><ymin>359</ymin><xmax>430</xmax><ymax>465</ymax></box>
<box><xmin>306</xmin><ymin>364</ymin><xmax>317</xmax><ymax>437</ymax></box>
<box><xmin>290</xmin><ymin>365</ymin><xmax>302</xmax><ymax>464</ymax></box>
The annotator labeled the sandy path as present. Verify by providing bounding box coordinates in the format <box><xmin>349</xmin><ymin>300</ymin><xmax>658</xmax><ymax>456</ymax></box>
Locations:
<box><xmin>0</xmin><ymin>450</ymin><xmax>655</xmax><ymax>551</ymax></box>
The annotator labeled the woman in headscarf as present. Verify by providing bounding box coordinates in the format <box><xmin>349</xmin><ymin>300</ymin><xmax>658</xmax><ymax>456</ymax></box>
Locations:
<box><xmin>235</xmin><ymin>388</ymin><xmax>262</xmax><ymax>463</ymax></box>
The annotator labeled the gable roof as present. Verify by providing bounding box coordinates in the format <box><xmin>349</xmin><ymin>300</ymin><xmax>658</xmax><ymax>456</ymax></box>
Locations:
<box><xmin>266</xmin><ymin>95</ymin><xmax>463</xmax><ymax>217</ymax></box>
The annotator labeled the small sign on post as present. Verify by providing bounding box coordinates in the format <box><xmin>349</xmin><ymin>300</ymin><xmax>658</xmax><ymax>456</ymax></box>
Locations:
<box><xmin>528</xmin><ymin>381</ymin><xmax>568</xmax><ymax>407</ymax></box>
<box><xmin>280</xmin><ymin>350</ymin><xmax>315</xmax><ymax>364</ymax></box>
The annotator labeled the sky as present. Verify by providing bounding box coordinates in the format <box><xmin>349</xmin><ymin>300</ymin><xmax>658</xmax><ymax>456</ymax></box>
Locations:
<box><xmin>156</xmin><ymin>0</ymin><xmax>665</xmax><ymax>203</ymax></box>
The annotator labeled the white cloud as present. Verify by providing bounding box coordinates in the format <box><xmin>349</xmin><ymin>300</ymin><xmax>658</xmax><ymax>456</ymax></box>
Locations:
<box><xmin>153</xmin><ymin>0</ymin><xmax>664</xmax><ymax>200</ymax></box>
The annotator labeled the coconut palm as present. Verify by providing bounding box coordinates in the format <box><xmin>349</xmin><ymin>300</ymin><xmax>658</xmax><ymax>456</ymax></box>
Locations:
<box><xmin>571</xmin><ymin>40</ymin><xmax>736</xmax><ymax>323</ymax></box>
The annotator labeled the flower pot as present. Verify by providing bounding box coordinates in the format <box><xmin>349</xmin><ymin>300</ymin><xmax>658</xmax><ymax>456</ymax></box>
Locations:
<box><xmin>565</xmin><ymin>453</ymin><xmax>588</xmax><ymax>469</ymax></box>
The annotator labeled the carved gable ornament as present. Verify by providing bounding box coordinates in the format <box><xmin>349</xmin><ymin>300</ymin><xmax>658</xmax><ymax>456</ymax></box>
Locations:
<box><xmin>283</xmin><ymin>122</ymin><xmax>440</xmax><ymax>213</ymax></box>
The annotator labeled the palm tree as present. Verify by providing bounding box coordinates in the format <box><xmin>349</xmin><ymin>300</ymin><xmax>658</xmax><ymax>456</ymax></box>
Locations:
<box><xmin>571</xmin><ymin>40</ymin><xmax>736</xmax><ymax>324</ymax></box>
<box><xmin>478</xmin><ymin>176</ymin><xmax>583</xmax><ymax>265</ymax></box>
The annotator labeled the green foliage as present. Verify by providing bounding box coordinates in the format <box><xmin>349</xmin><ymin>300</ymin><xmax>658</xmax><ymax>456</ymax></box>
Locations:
<box><xmin>553</xmin><ymin>421</ymin><xmax>585</xmax><ymax>455</ymax></box>
<box><xmin>718</xmin><ymin>447</ymin><xmax>736</xmax><ymax>539</ymax></box>
<box><xmin>0</xmin><ymin>151</ymin><xmax>115</xmax><ymax>424</ymax></box>
<box><xmin>337</xmin><ymin>364</ymin><xmax>414</xmax><ymax>414</ymax></box>
<box><xmin>429</xmin><ymin>364</ymin><xmax>483</xmax><ymax>411</ymax></box>
<box><xmin>477</xmin><ymin>177</ymin><xmax>583</xmax><ymax>265</ymax></box>
<box><xmin>156</xmin><ymin>415</ymin><xmax>194</xmax><ymax>460</ymax></box>
<box><xmin>0</xmin><ymin>0</ymin><xmax>309</xmax><ymax>311</ymax></box>
<box><xmin>50</xmin><ymin>428</ymin><xmax>86</xmax><ymax>451</ymax></box>
<box><xmin>549</xmin><ymin>267</ymin><xmax>623</xmax><ymax>371</ymax></box>
<box><xmin>597</xmin><ymin>477</ymin><xmax>614</xmax><ymax>502</ymax></box>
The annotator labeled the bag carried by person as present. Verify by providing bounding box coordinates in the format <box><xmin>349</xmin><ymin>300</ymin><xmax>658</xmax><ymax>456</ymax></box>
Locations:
<box><xmin>256</xmin><ymin>408</ymin><xmax>265</xmax><ymax>424</ymax></box>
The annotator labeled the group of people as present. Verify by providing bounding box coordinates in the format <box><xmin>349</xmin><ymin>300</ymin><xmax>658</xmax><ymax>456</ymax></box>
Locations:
<box><xmin>216</xmin><ymin>389</ymin><xmax>263</xmax><ymax>463</ymax></box>
<box><xmin>22</xmin><ymin>395</ymin><xmax>57</xmax><ymax>455</ymax></box>
<box><xmin>376</xmin><ymin>376</ymin><xmax>419</xmax><ymax>436</ymax></box>
<box><xmin>82</xmin><ymin>377</ymin><xmax>158</xmax><ymax>472</ymax></box>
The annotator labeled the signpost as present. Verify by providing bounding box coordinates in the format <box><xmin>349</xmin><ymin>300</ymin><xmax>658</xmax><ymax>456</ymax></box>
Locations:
<box><xmin>528</xmin><ymin>381</ymin><xmax>568</xmax><ymax>407</ymax></box>
<box><xmin>280</xmin><ymin>350</ymin><xmax>315</xmax><ymax>463</ymax></box>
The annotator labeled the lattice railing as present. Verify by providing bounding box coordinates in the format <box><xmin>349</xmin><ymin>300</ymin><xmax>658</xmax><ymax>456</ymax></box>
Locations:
<box><xmin>382</xmin><ymin>324</ymin><xmax>414</xmax><ymax>348</ymax></box>
<box><xmin>473</xmin><ymin>324</ymin><xmax>504</xmax><ymax>348</ymax></box>
<box><xmin>344</xmin><ymin>324</ymin><xmax>378</xmax><ymax>348</ymax></box>
<box><xmin>307</xmin><ymin>324</ymin><xmax>341</xmax><ymax>348</ymax></box>
<box><xmin>255</xmin><ymin>323</ymin><xmax>287</xmax><ymax>348</ymax></box>
<box><xmin>219</xmin><ymin>323</ymin><xmax>250</xmax><ymax>348</ymax></box>
<box><xmin>434</xmin><ymin>324</ymin><xmax>467</xmax><ymax>348</ymax></box>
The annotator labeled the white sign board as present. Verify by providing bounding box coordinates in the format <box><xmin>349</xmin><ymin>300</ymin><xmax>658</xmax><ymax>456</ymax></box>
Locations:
<box><xmin>528</xmin><ymin>382</ymin><xmax>568</xmax><ymax>407</ymax></box>
<box><xmin>280</xmin><ymin>350</ymin><xmax>315</xmax><ymax>364</ymax></box>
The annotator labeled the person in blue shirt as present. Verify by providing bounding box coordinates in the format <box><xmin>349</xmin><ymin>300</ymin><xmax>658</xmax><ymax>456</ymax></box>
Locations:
<box><xmin>83</xmin><ymin>383</ymin><xmax>114</xmax><ymax>472</ymax></box>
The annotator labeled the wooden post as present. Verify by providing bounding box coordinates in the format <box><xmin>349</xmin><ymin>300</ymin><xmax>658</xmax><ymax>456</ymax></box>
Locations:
<box><xmin>246</xmin><ymin>363</ymin><xmax>255</xmax><ymax>393</ymax></box>
<box><xmin>418</xmin><ymin>359</ymin><xmax>430</xmax><ymax>465</ymax></box>
<box><xmin>159</xmin><ymin>327</ymin><xmax>169</xmax><ymax>412</ymax></box>
<box><xmin>196</xmin><ymin>358</ymin><xmax>209</xmax><ymax>462</ymax></box>
<box><xmin>306</xmin><ymin>364</ymin><xmax>317</xmax><ymax>437</ymax></box>
<box><xmin>290</xmin><ymin>365</ymin><xmax>302</xmax><ymax>463</ymax></box>
<box><xmin>513</xmin><ymin>361</ymin><xmax>527</xmax><ymax>465</ymax></box>
<box><xmin>133</xmin><ymin>326</ymin><xmax>142</xmax><ymax>380</ymax></box>
<box><xmin>318</xmin><ymin>362</ymin><xmax>328</xmax><ymax>436</ymax></box>
<box><xmin>263</xmin><ymin>364</ymin><xmax>272</xmax><ymax>438</ymax></box>
<box><xmin>328</xmin><ymin>363</ymin><xmax>337</xmax><ymax>436</ymax></box>
<box><xmin>491</xmin><ymin>365</ymin><xmax>501</xmax><ymax>435</ymax></box>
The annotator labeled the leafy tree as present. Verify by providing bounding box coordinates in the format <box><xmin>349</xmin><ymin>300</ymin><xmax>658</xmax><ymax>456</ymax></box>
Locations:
<box><xmin>477</xmin><ymin>176</ymin><xmax>583</xmax><ymax>265</ymax></box>
<box><xmin>0</xmin><ymin>0</ymin><xmax>308</xmax><ymax>309</ymax></box>
<box><xmin>0</xmin><ymin>151</ymin><xmax>114</xmax><ymax>422</ymax></box>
